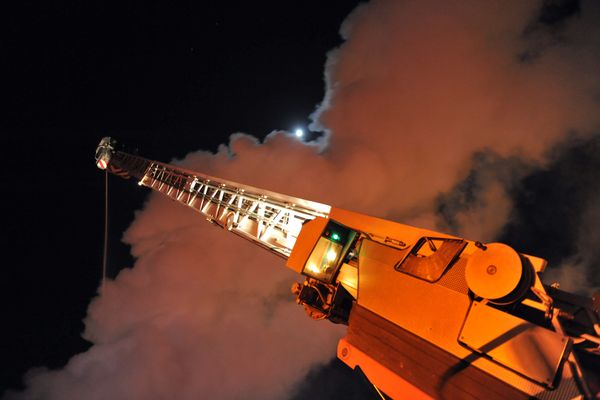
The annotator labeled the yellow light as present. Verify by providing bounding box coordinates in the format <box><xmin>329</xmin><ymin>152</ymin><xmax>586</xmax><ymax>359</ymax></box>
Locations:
<box><xmin>327</xmin><ymin>250</ymin><xmax>337</xmax><ymax>262</ymax></box>
<box><xmin>307</xmin><ymin>263</ymin><xmax>320</xmax><ymax>274</ymax></box>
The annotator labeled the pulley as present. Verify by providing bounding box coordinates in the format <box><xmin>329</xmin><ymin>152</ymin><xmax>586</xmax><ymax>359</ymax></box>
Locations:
<box><xmin>465</xmin><ymin>243</ymin><xmax>532</xmax><ymax>304</ymax></box>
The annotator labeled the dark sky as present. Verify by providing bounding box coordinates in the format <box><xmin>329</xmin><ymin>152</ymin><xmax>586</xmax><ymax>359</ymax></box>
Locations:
<box><xmin>1</xmin><ymin>0</ymin><xmax>365</xmax><ymax>395</ymax></box>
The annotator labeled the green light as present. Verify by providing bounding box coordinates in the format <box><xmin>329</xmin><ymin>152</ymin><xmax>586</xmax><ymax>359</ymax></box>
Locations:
<box><xmin>331</xmin><ymin>233</ymin><xmax>341</xmax><ymax>241</ymax></box>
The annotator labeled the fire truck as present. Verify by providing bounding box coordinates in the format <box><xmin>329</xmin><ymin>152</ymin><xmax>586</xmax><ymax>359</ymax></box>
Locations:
<box><xmin>96</xmin><ymin>137</ymin><xmax>600</xmax><ymax>399</ymax></box>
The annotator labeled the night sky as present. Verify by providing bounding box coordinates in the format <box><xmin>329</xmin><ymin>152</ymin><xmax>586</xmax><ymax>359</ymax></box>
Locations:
<box><xmin>2</xmin><ymin>0</ymin><xmax>364</xmax><ymax>396</ymax></box>
<box><xmin>2</xmin><ymin>1</ymin><xmax>600</xmax><ymax>399</ymax></box>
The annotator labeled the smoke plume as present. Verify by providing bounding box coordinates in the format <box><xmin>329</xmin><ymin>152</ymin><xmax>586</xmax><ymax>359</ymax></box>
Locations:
<box><xmin>6</xmin><ymin>0</ymin><xmax>600</xmax><ymax>399</ymax></box>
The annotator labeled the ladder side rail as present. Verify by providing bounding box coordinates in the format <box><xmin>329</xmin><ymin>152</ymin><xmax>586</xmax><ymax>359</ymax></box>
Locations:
<box><xmin>104</xmin><ymin>152</ymin><xmax>327</xmax><ymax>258</ymax></box>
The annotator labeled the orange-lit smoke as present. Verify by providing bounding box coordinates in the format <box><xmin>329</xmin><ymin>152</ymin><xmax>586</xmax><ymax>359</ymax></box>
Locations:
<box><xmin>6</xmin><ymin>1</ymin><xmax>600</xmax><ymax>399</ymax></box>
<box><xmin>312</xmin><ymin>0</ymin><xmax>600</xmax><ymax>237</ymax></box>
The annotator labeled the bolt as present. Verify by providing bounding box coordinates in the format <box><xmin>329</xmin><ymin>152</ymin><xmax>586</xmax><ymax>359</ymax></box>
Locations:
<box><xmin>475</xmin><ymin>241</ymin><xmax>487</xmax><ymax>251</ymax></box>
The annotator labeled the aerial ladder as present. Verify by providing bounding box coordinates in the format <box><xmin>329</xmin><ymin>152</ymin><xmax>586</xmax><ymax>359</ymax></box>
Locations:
<box><xmin>96</xmin><ymin>137</ymin><xmax>600</xmax><ymax>399</ymax></box>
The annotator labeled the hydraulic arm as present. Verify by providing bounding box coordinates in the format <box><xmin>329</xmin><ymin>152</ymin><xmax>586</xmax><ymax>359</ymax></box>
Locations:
<box><xmin>96</xmin><ymin>137</ymin><xmax>600</xmax><ymax>399</ymax></box>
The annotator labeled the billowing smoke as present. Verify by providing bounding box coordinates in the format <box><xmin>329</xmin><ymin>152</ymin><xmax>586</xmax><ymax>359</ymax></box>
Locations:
<box><xmin>311</xmin><ymin>0</ymin><xmax>600</xmax><ymax>230</ymax></box>
<box><xmin>499</xmin><ymin>134</ymin><xmax>600</xmax><ymax>293</ymax></box>
<box><xmin>6</xmin><ymin>0</ymin><xmax>600</xmax><ymax>399</ymax></box>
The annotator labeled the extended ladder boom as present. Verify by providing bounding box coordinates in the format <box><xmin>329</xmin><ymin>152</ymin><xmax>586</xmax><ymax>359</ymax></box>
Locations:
<box><xmin>95</xmin><ymin>137</ymin><xmax>331</xmax><ymax>258</ymax></box>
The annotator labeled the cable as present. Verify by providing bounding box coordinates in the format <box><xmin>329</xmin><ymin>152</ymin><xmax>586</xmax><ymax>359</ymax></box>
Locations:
<box><xmin>102</xmin><ymin>170</ymin><xmax>109</xmax><ymax>294</ymax></box>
